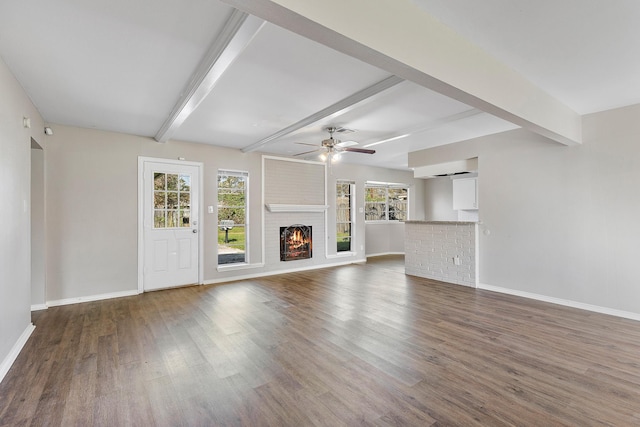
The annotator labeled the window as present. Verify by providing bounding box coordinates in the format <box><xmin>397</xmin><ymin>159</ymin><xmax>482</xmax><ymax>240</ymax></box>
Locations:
<box><xmin>217</xmin><ymin>170</ymin><xmax>248</xmax><ymax>265</ymax></box>
<box><xmin>336</xmin><ymin>181</ymin><xmax>354</xmax><ymax>252</ymax></box>
<box><xmin>153</xmin><ymin>172</ymin><xmax>191</xmax><ymax>228</ymax></box>
<box><xmin>364</xmin><ymin>182</ymin><xmax>408</xmax><ymax>221</ymax></box>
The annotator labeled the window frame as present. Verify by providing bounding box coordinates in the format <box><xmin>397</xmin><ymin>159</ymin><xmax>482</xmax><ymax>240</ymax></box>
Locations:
<box><xmin>364</xmin><ymin>181</ymin><xmax>409</xmax><ymax>223</ymax></box>
<box><xmin>336</xmin><ymin>180</ymin><xmax>355</xmax><ymax>253</ymax></box>
<box><xmin>217</xmin><ymin>169</ymin><xmax>249</xmax><ymax>266</ymax></box>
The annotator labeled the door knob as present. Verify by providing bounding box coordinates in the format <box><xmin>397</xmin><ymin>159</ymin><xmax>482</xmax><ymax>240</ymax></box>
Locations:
<box><xmin>192</xmin><ymin>229</ymin><xmax>198</xmax><ymax>233</ymax></box>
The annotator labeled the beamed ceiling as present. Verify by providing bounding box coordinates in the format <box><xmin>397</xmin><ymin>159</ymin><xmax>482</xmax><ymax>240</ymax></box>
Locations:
<box><xmin>1</xmin><ymin>0</ymin><xmax>639</xmax><ymax>170</ymax></box>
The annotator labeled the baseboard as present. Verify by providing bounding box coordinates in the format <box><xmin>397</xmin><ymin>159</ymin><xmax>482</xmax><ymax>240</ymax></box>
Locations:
<box><xmin>0</xmin><ymin>323</ymin><xmax>35</xmax><ymax>384</ymax></box>
<box><xmin>47</xmin><ymin>290</ymin><xmax>138</xmax><ymax>307</ymax></box>
<box><xmin>204</xmin><ymin>258</ymin><xmax>367</xmax><ymax>285</ymax></box>
<box><xmin>30</xmin><ymin>304</ymin><xmax>48</xmax><ymax>311</ymax></box>
<box><xmin>366</xmin><ymin>252</ymin><xmax>405</xmax><ymax>258</ymax></box>
<box><xmin>325</xmin><ymin>251</ymin><xmax>357</xmax><ymax>259</ymax></box>
<box><xmin>217</xmin><ymin>262</ymin><xmax>265</xmax><ymax>273</ymax></box>
<box><xmin>478</xmin><ymin>283</ymin><xmax>640</xmax><ymax>322</ymax></box>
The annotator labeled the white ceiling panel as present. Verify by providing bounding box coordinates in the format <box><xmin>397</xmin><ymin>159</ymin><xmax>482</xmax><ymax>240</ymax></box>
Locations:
<box><xmin>174</xmin><ymin>22</ymin><xmax>391</xmax><ymax>148</ymax></box>
<box><xmin>309</xmin><ymin>81</ymin><xmax>475</xmax><ymax>136</ymax></box>
<box><xmin>412</xmin><ymin>0</ymin><xmax>640</xmax><ymax>114</ymax></box>
<box><xmin>273</xmin><ymin>112</ymin><xmax>517</xmax><ymax>170</ymax></box>
<box><xmin>258</xmin><ymin>79</ymin><xmax>518</xmax><ymax>169</ymax></box>
<box><xmin>0</xmin><ymin>0</ymin><xmax>234</xmax><ymax>135</ymax></box>
<box><xmin>1</xmin><ymin>0</ymin><xmax>639</xmax><ymax>171</ymax></box>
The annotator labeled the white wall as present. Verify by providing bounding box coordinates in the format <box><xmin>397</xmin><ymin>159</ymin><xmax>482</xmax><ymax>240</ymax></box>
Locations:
<box><xmin>325</xmin><ymin>162</ymin><xmax>424</xmax><ymax>257</ymax></box>
<box><xmin>423</xmin><ymin>176</ymin><xmax>457</xmax><ymax>221</ymax></box>
<box><xmin>263</xmin><ymin>157</ymin><xmax>328</xmax><ymax>270</ymax></box>
<box><xmin>45</xmin><ymin>126</ymin><xmax>264</xmax><ymax>300</ymax></box>
<box><xmin>0</xmin><ymin>57</ymin><xmax>43</xmax><ymax>380</ymax></box>
<box><xmin>43</xmin><ymin>125</ymin><xmax>425</xmax><ymax>301</ymax></box>
<box><xmin>412</xmin><ymin>104</ymin><xmax>640</xmax><ymax>316</ymax></box>
<box><xmin>365</xmin><ymin>222</ymin><xmax>406</xmax><ymax>256</ymax></box>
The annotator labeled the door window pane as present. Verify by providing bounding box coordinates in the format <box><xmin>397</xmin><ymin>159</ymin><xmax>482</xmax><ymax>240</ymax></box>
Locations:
<box><xmin>179</xmin><ymin>192</ymin><xmax>190</xmax><ymax>208</ymax></box>
<box><xmin>167</xmin><ymin>210</ymin><xmax>178</xmax><ymax>228</ymax></box>
<box><xmin>154</xmin><ymin>210</ymin><xmax>165</xmax><ymax>228</ymax></box>
<box><xmin>180</xmin><ymin>210</ymin><xmax>190</xmax><ymax>227</ymax></box>
<box><xmin>154</xmin><ymin>173</ymin><xmax>166</xmax><ymax>190</ymax></box>
<box><xmin>179</xmin><ymin>174</ymin><xmax>191</xmax><ymax>191</ymax></box>
<box><xmin>167</xmin><ymin>192</ymin><xmax>178</xmax><ymax>208</ymax></box>
<box><xmin>167</xmin><ymin>174</ymin><xmax>178</xmax><ymax>191</ymax></box>
<box><xmin>153</xmin><ymin>172</ymin><xmax>192</xmax><ymax>229</ymax></box>
<box><xmin>154</xmin><ymin>193</ymin><xmax>165</xmax><ymax>209</ymax></box>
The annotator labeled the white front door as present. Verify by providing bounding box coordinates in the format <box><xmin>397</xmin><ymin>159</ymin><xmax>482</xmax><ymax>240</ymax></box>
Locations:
<box><xmin>140</xmin><ymin>159</ymin><xmax>201</xmax><ymax>291</ymax></box>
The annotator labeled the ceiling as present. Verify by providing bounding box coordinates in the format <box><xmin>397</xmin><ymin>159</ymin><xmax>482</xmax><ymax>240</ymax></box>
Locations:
<box><xmin>1</xmin><ymin>1</ymin><xmax>638</xmax><ymax>170</ymax></box>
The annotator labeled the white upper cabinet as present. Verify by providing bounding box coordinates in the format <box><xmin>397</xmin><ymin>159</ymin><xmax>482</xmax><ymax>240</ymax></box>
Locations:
<box><xmin>453</xmin><ymin>178</ymin><xmax>478</xmax><ymax>210</ymax></box>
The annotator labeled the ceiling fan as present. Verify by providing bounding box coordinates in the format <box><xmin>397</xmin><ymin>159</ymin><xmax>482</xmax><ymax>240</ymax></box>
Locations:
<box><xmin>294</xmin><ymin>127</ymin><xmax>375</xmax><ymax>164</ymax></box>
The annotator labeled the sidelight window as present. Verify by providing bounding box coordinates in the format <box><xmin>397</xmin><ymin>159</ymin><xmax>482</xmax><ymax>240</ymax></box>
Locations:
<box><xmin>217</xmin><ymin>170</ymin><xmax>248</xmax><ymax>265</ymax></box>
<box><xmin>336</xmin><ymin>181</ymin><xmax>354</xmax><ymax>252</ymax></box>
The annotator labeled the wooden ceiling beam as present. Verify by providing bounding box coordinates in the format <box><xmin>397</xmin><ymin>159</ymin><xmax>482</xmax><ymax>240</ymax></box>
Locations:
<box><xmin>155</xmin><ymin>10</ymin><xmax>264</xmax><ymax>143</ymax></box>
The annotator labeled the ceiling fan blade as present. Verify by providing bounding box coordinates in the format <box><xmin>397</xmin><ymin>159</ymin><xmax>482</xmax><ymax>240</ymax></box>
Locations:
<box><xmin>294</xmin><ymin>149</ymin><xmax>322</xmax><ymax>156</ymax></box>
<box><xmin>344</xmin><ymin>147</ymin><xmax>376</xmax><ymax>154</ymax></box>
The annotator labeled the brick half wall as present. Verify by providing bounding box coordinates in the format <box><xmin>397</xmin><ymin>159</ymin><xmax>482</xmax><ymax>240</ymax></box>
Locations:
<box><xmin>404</xmin><ymin>221</ymin><xmax>478</xmax><ymax>287</ymax></box>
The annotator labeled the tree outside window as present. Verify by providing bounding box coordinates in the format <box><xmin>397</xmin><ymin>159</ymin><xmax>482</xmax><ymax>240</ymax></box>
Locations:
<box><xmin>218</xmin><ymin>171</ymin><xmax>248</xmax><ymax>265</ymax></box>
<box><xmin>337</xmin><ymin>181</ymin><xmax>354</xmax><ymax>252</ymax></box>
<box><xmin>365</xmin><ymin>183</ymin><xmax>408</xmax><ymax>222</ymax></box>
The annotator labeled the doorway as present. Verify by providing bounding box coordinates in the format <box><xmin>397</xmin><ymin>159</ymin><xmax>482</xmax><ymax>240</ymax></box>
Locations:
<box><xmin>138</xmin><ymin>157</ymin><xmax>203</xmax><ymax>292</ymax></box>
<box><xmin>31</xmin><ymin>138</ymin><xmax>46</xmax><ymax>309</ymax></box>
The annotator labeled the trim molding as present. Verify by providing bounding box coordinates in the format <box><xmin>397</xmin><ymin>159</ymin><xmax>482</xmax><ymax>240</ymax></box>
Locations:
<box><xmin>366</xmin><ymin>251</ymin><xmax>405</xmax><ymax>258</ymax></box>
<box><xmin>137</xmin><ymin>157</ymin><xmax>205</xmax><ymax>293</ymax></box>
<box><xmin>326</xmin><ymin>251</ymin><xmax>357</xmax><ymax>259</ymax></box>
<box><xmin>217</xmin><ymin>262</ymin><xmax>265</xmax><ymax>273</ymax></box>
<box><xmin>478</xmin><ymin>283</ymin><xmax>640</xmax><ymax>322</ymax></box>
<box><xmin>47</xmin><ymin>290</ymin><xmax>138</xmax><ymax>308</ymax></box>
<box><xmin>0</xmin><ymin>323</ymin><xmax>35</xmax><ymax>383</ymax></box>
<box><xmin>204</xmin><ymin>258</ymin><xmax>366</xmax><ymax>285</ymax></box>
<box><xmin>30</xmin><ymin>304</ymin><xmax>48</xmax><ymax>312</ymax></box>
<box><xmin>265</xmin><ymin>204</ymin><xmax>329</xmax><ymax>213</ymax></box>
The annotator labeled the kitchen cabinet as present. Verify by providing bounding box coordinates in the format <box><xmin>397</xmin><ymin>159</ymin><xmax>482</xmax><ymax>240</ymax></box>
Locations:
<box><xmin>453</xmin><ymin>177</ymin><xmax>477</xmax><ymax>210</ymax></box>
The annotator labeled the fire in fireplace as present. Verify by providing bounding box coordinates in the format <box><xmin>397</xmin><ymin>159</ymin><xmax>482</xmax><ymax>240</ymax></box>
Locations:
<box><xmin>280</xmin><ymin>224</ymin><xmax>312</xmax><ymax>261</ymax></box>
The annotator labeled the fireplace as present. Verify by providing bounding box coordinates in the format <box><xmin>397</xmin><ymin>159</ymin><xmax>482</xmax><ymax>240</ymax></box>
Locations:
<box><xmin>280</xmin><ymin>224</ymin><xmax>312</xmax><ymax>261</ymax></box>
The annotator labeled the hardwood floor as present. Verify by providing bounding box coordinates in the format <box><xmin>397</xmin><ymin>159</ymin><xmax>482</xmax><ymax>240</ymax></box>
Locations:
<box><xmin>2</xmin><ymin>255</ymin><xmax>640</xmax><ymax>425</ymax></box>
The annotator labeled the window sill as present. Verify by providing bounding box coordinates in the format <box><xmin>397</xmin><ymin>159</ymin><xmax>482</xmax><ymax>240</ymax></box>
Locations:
<box><xmin>217</xmin><ymin>262</ymin><xmax>264</xmax><ymax>273</ymax></box>
<box><xmin>327</xmin><ymin>251</ymin><xmax>357</xmax><ymax>259</ymax></box>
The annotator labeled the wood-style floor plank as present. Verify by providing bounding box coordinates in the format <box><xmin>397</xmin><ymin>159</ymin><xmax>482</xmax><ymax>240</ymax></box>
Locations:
<box><xmin>2</xmin><ymin>255</ymin><xmax>640</xmax><ymax>425</ymax></box>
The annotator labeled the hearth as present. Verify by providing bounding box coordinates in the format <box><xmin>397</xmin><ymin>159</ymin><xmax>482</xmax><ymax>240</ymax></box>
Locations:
<box><xmin>280</xmin><ymin>224</ymin><xmax>312</xmax><ymax>261</ymax></box>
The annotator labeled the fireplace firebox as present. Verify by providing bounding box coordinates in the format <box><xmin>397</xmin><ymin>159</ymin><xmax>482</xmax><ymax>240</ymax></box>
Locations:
<box><xmin>280</xmin><ymin>225</ymin><xmax>312</xmax><ymax>261</ymax></box>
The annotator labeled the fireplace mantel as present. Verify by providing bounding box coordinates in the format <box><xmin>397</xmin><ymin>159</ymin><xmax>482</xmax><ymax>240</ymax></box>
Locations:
<box><xmin>265</xmin><ymin>204</ymin><xmax>329</xmax><ymax>213</ymax></box>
